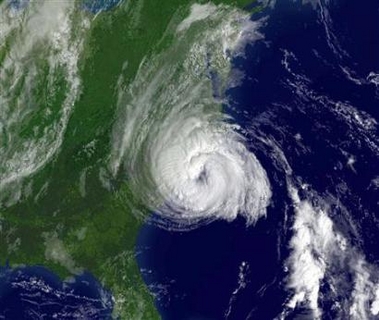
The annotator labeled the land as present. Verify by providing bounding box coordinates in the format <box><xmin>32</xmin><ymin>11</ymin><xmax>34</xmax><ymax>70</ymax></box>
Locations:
<box><xmin>0</xmin><ymin>0</ymin><xmax>256</xmax><ymax>318</ymax></box>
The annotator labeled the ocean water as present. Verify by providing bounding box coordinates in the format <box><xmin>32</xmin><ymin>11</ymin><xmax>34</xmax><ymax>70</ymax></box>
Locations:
<box><xmin>0</xmin><ymin>265</ymin><xmax>113</xmax><ymax>319</ymax></box>
<box><xmin>137</xmin><ymin>213</ymin><xmax>289</xmax><ymax>319</ymax></box>
<box><xmin>136</xmin><ymin>0</ymin><xmax>379</xmax><ymax>319</ymax></box>
<box><xmin>1</xmin><ymin>0</ymin><xmax>378</xmax><ymax>318</ymax></box>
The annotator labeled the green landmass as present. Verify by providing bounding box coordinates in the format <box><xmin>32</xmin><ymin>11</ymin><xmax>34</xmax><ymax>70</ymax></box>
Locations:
<box><xmin>0</xmin><ymin>0</ymin><xmax>257</xmax><ymax>318</ymax></box>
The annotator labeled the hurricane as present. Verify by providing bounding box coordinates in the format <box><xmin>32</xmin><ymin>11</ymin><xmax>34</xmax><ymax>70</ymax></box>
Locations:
<box><xmin>111</xmin><ymin>4</ymin><xmax>271</xmax><ymax>230</ymax></box>
<box><xmin>131</xmin><ymin>1</ymin><xmax>379</xmax><ymax>319</ymax></box>
<box><xmin>1</xmin><ymin>0</ymin><xmax>379</xmax><ymax>319</ymax></box>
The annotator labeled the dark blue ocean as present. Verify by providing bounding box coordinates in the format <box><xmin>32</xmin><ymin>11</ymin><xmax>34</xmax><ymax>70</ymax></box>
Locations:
<box><xmin>136</xmin><ymin>0</ymin><xmax>379</xmax><ymax>319</ymax></box>
<box><xmin>1</xmin><ymin>0</ymin><xmax>378</xmax><ymax>319</ymax></box>
<box><xmin>1</xmin><ymin>1</ymin><xmax>120</xmax><ymax>319</ymax></box>
<box><xmin>0</xmin><ymin>265</ymin><xmax>113</xmax><ymax>319</ymax></box>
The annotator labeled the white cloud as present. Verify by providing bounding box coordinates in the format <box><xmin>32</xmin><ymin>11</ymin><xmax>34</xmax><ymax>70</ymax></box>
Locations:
<box><xmin>371</xmin><ymin>285</ymin><xmax>379</xmax><ymax>316</ymax></box>
<box><xmin>285</xmin><ymin>186</ymin><xmax>379</xmax><ymax>319</ymax></box>
<box><xmin>286</xmin><ymin>188</ymin><xmax>335</xmax><ymax>318</ymax></box>
<box><xmin>177</xmin><ymin>3</ymin><xmax>217</xmax><ymax>32</ymax></box>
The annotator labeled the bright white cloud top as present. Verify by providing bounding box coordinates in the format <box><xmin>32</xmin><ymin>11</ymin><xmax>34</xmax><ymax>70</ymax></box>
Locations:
<box><xmin>111</xmin><ymin>4</ymin><xmax>271</xmax><ymax>230</ymax></box>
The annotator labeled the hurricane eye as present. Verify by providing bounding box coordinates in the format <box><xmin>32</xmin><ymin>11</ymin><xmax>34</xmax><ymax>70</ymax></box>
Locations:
<box><xmin>111</xmin><ymin>3</ymin><xmax>271</xmax><ymax>231</ymax></box>
<box><xmin>196</xmin><ymin>168</ymin><xmax>208</xmax><ymax>184</ymax></box>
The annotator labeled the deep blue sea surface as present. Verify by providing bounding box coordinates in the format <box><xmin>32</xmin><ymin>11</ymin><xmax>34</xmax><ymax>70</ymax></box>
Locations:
<box><xmin>0</xmin><ymin>265</ymin><xmax>113</xmax><ymax>319</ymax></box>
<box><xmin>1</xmin><ymin>0</ymin><xmax>378</xmax><ymax>319</ymax></box>
<box><xmin>137</xmin><ymin>213</ymin><xmax>289</xmax><ymax>319</ymax></box>
<box><xmin>137</xmin><ymin>0</ymin><xmax>379</xmax><ymax>319</ymax></box>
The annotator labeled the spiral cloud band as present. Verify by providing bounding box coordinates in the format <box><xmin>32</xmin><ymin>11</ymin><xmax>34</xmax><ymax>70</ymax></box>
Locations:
<box><xmin>111</xmin><ymin>4</ymin><xmax>271</xmax><ymax>230</ymax></box>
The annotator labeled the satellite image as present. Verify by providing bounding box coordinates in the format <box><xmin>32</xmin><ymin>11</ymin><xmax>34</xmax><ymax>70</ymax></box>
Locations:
<box><xmin>0</xmin><ymin>0</ymin><xmax>379</xmax><ymax>319</ymax></box>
